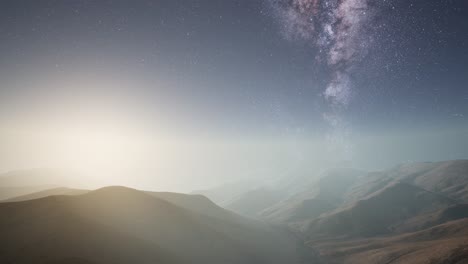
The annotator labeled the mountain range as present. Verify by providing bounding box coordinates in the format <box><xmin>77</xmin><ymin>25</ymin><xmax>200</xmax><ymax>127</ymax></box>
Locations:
<box><xmin>203</xmin><ymin>160</ymin><xmax>468</xmax><ymax>263</ymax></box>
<box><xmin>1</xmin><ymin>160</ymin><xmax>468</xmax><ymax>263</ymax></box>
<box><xmin>0</xmin><ymin>186</ymin><xmax>313</xmax><ymax>264</ymax></box>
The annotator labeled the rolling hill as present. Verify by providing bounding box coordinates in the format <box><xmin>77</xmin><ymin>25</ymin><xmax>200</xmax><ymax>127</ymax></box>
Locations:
<box><xmin>0</xmin><ymin>186</ymin><xmax>313</xmax><ymax>264</ymax></box>
<box><xmin>0</xmin><ymin>169</ymin><xmax>85</xmax><ymax>200</ymax></box>
<box><xmin>3</xmin><ymin>187</ymin><xmax>87</xmax><ymax>202</ymax></box>
<box><xmin>308</xmin><ymin>219</ymin><xmax>468</xmax><ymax>264</ymax></box>
<box><xmin>2</xmin><ymin>160</ymin><xmax>468</xmax><ymax>264</ymax></box>
<box><xmin>307</xmin><ymin>182</ymin><xmax>460</xmax><ymax>237</ymax></box>
<box><xmin>260</xmin><ymin>168</ymin><xmax>364</xmax><ymax>224</ymax></box>
<box><xmin>224</xmin><ymin>187</ymin><xmax>285</xmax><ymax>217</ymax></box>
<box><xmin>2</xmin><ymin>187</ymin><xmax>243</xmax><ymax>222</ymax></box>
<box><xmin>346</xmin><ymin>160</ymin><xmax>468</xmax><ymax>204</ymax></box>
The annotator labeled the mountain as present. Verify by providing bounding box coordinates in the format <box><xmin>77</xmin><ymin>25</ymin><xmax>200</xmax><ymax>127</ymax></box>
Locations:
<box><xmin>1</xmin><ymin>186</ymin><xmax>241</xmax><ymax>221</ymax></box>
<box><xmin>224</xmin><ymin>187</ymin><xmax>285</xmax><ymax>217</ymax></box>
<box><xmin>2</xmin><ymin>160</ymin><xmax>468</xmax><ymax>264</ymax></box>
<box><xmin>307</xmin><ymin>182</ymin><xmax>461</xmax><ymax>237</ymax></box>
<box><xmin>146</xmin><ymin>191</ymin><xmax>241</xmax><ymax>220</ymax></box>
<box><xmin>393</xmin><ymin>160</ymin><xmax>468</xmax><ymax>202</ymax></box>
<box><xmin>346</xmin><ymin>160</ymin><xmax>468</xmax><ymax>204</ymax></box>
<box><xmin>191</xmin><ymin>180</ymin><xmax>263</xmax><ymax>206</ymax></box>
<box><xmin>3</xmin><ymin>187</ymin><xmax>87</xmax><ymax>202</ymax></box>
<box><xmin>0</xmin><ymin>169</ymin><xmax>84</xmax><ymax>200</ymax></box>
<box><xmin>393</xmin><ymin>203</ymin><xmax>468</xmax><ymax>233</ymax></box>
<box><xmin>308</xmin><ymin>219</ymin><xmax>468</xmax><ymax>264</ymax></box>
<box><xmin>256</xmin><ymin>161</ymin><xmax>468</xmax><ymax>233</ymax></box>
<box><xmin>260</xmin><ymin>168</ymin><xmax>364</xmax><ymax>224</ymax></box>
<box><xmin>0</xmin><ymin>185</ymin><xmax>58</xmax><ymax>200</ymax></box>
<box><xmin>2</xmin><ymin>186</ymin><xmax>241</xmax><ymax>221</ymax></box>
<box><xmin>0</xmin><ymin>186</ymin><xmax>313</xmax><ymax>264</ymax></box>
<box><xmin>246</xmin><ymin>160</ymin><xmax>468</xmax><ymax>264</ymax></box>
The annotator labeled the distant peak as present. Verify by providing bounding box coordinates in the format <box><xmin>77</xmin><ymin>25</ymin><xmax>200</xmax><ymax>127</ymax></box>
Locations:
<box><xmin>85</xmin><ymin>186</ymin><xmax>147</xmax><ymax>198</ymax></box>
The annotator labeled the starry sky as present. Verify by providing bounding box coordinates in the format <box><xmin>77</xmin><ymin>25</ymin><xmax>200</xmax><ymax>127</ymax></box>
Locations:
<box><xmin>0</xmin><ymin>0</ymin><xmax>467</xmax><ymax>190</ymax></box>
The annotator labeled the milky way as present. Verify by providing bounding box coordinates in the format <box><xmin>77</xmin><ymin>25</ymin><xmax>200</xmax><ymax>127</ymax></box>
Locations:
<box><xmin>269</xmin><ymin>0</ymin><xmax>378</xmax><ymax>158</ymax></box>
<box><xmin>271</xmin><ymin>0</ymin><xmax>375</xmax><ymax>104</ymax></box>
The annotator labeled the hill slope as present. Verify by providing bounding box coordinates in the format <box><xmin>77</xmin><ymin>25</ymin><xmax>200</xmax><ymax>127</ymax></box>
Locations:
<box><xmin>0</xmin><ymin>186</ymin><xmax>311</xmax><ymax>264</ymax></box>
<box><xmin>3</xmin><ymin>187</ymin><xmax>87</xmax><ymax>202</ymax></box>
<box><xmin>308</xmin><ymin>219</ymin><xmax>468</xmax><ymax>264</ymax></box>
<box><xmin>0</xmin><ymin>169</ymin><xmax>85</xmax><ymax>200</ymax></box>
<box><xmin>2</xmin><ymin>187</ymin><xmax>240</xmax><ymax>222</ymax></box>
<box><xmin>224</xmin><ymin>187</ymin><xmax>285</xmax><ymax>217</ymax></box>
<box><xmin>260</xmin><ymin>168</ymin><xmax>364</xmax><ymax>224</ymax></box>
<box><xmin>346</xmin><ymin>160</ymin><xmax>468</xmax><ymax>203</ymax></box>
<box><xmin>307</xmin><ymin>182</ymin><xmax>460</xmax><ymax>237</ymax></box>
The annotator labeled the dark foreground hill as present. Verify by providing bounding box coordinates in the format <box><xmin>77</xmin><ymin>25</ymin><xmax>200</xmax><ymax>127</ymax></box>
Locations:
<box><xmin>0</xmin><ymin>186</ymin><xmax>313</xmax><ymax>264</ymax></box>
<box><xmin>2</xmin><ymin>187</ymin><xmax>245</xmax><ymax>222</ymax></box>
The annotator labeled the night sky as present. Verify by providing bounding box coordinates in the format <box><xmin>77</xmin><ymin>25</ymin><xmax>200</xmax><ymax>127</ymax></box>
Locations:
<box><xmin>0</xmin><ymin>0</ymin><xmax>467</xmax><ymax>189</ymax></box>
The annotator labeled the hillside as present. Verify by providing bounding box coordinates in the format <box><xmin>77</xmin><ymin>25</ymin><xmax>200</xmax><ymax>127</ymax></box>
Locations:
<box><xmin>2</xmin><ymin>186</ymin><xmax>240</xmax><ymax>222</ymax></box>
<box><xmin>0</xmin><ymin>185</ymin><xmax>58</xmax><ymax>200</ymax></box>
<box><xmin>0</xmin><ymin>169</ymin><xmax>85</xmax><ymax>200</ymax></box>
<box><xmin>256</xmin><ymin>161</ymin><xmax>468</xmax><ymax>234</ymax></box>
<box><xmin>146</xmin><ymin>191</ymin><xmax>241</xmax><ymax>220</ymax></box>
<box><xmin>346</xmin><ymin>160</ymin><xmax>468</xmax><ymax>204</ymax></box>
<box><xmin>3</xmin><ymin>187</ymin><xmax>87</xmax><ymax>202</ymax></box>
<box><xmin>2</xmin><ymin>160</ymin><xmax>468</xmax><ymax>264</ymax></box>
<box><xmin>191</xmin><ymin>180</ymin><xmax>263</xmax><ymax>206</ymax></box>
<box><xmin>260</xmin><ymin>168</ymin><xmax>364</xmax><ymax>224</ymax></box>
<box><xmin>0</xmin><ymin>186</ymin><xmax>312</xmax><ymax>264</ymax></box>
<box><xmin>224</xmin><ymin>187</ymin><xmax>285</xmax><ymax>217</ymax></box>
<box><xmin>307</xmin><ymin>182</ymin><xmax>460</xmax><ymax>237</ymax></box>
<box><xmin>308</xmin><ymin>219</ymin><xmax>468</xmax><ymax>264</ymax></box>
<box><xmin>394</xmin><ymin>160</ymin><xmax>468</xmax><ymax>202</ymax></box>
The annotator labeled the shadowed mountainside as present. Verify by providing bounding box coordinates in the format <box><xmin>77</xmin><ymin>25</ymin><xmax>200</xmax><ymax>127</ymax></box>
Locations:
<box><xmin>249</xmin><ymin>161</ymin><xmax>468</xmax><ymax>237</ymax></box>
<box><xmin>0</xmin><ymin>186</ymin><xmax>312</xmax><ymax>264</ymax></box>
<box><xmin>259</xmin><ymin>168</ymin><xmax>364</xmax><ymax>224</ymax></box>
<box><xmin>306</xmin><ymin>182</ymin><xmax>460</xmax><ymax>237</ymax></box>
<box><xmin>2</xmin><ymin>160</ymin><xmax>468</xmax><ymax>264</ymax></box>
<box><xmin>1</xmin><ymin>187</ymin><xmax>245</xmax><ymax>222</ymax></box>
<box><xmin>224</xmin><ymin>187</ymin><xmax>285</xmax><ymax>217</ymax></box>
<box><xmin>345</xmin><ymin>160</ymin><xmax>468</xmax><ymax>204</ymax></box>
<box><xmin>197</xmin><ymin>160</ymin><xmax>468</xmax><ymax>263</ymax></box>
<box><xmin>308</xmin><ymin>219</ymin><xmax>468</xmax><ymax>264</ymax></box>
<box><xmin>191</xmin><ymin>180</ymin><xmax>263</xmax><ymax>206</ymax></box>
